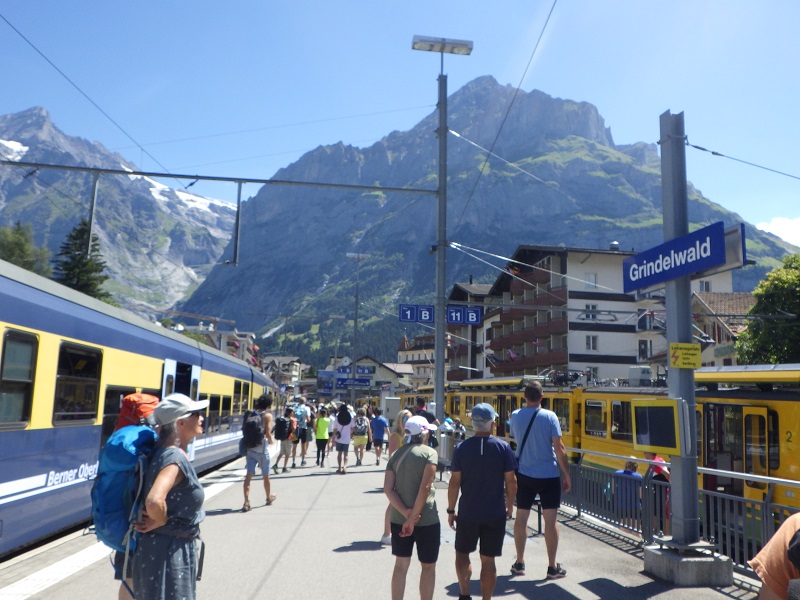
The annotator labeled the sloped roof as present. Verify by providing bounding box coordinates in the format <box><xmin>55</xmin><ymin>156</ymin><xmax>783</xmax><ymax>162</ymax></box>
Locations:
<box><xmin>695</xmin><ymin>292</ymin><xmax>756</xmax><ymax>334</ymax></box>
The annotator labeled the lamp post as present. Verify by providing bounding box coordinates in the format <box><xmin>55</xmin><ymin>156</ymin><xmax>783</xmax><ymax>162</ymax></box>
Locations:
<box><xmin>347</xmin><ymin>252</ymin><xmax>371</xmax><ymax>406</ymax></box>
<box><xmin>411</xmin><ymin>35</ymin><xmax>473</xmax><ymax>422</ymax></box>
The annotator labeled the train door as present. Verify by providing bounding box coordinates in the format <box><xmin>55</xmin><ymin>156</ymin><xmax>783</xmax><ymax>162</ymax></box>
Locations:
<box><xmin>162</xmin><ymin>360</ymin><xmax>201</xmax><ymax>399</ymax></box>
<box><xmin>702</xmin><ymin>403</ymin><xmax>744</xmax><ymax>496</ymax></box>
<box><xmin>742</xmin><ymin>406</ymin><xmax>769</xmax><ymax>499</ymax></box>
<box><xmin>496</xmin><ymin>394</ymin><xmax>510</xmax><ymax>437</ymax></box>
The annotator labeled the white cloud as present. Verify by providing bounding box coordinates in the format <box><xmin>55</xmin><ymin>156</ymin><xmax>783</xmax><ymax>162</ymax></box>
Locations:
<box><xmin>757</xmin><ymin>217</ymin><xmax>800</xmax><ymax>247</ymax></box>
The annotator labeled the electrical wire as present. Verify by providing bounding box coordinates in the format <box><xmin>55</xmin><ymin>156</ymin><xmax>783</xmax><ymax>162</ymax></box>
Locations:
<box><xmin>686</xmin><ymin>139</ymin><xmax>800</xmax><ymax>182</ymax></box>
<box><xmin>452</xmin><ymin>0</ymin><xmax>560</xmax><ymax>233</ymax></box>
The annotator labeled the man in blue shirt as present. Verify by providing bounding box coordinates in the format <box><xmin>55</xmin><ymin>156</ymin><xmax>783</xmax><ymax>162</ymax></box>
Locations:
<box><xmin>370</xmin><ymin>408</ymin><xmax>389</xmax><ymax>465</ymax></box>
<box><xmin>447</xmin><ymin>403</ymin><xmax>517</xmax><ymax>600</ymax></box>
<box><xmin>509</xmin><ymin>380</ymin><xmax>571</xmax><ymax>580</ymax></box>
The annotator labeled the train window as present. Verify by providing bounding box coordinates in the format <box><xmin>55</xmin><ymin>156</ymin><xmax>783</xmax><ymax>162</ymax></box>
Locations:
<box><xmin>744</xmin><ymin>412</ymin><xmax>768</xmax><ymax>489</ymax></box>
<box><xmin>551</xmin><ymin>397</ymin><xmax>570</xmax><ymax>433</ymax></box>
<box><xmin>584</xmin><ymin>399</ymin><xmax>607</xmax><ymax>438</ymax></box>
<box><xmin>453</xmin><ymin>395</ymin><xmax>461</xmax><ymax>416</ymax></box>
<box><xmin>610</xmin><ymin>401</ymin><xmax>633</xmax><ymax>441</ymax></box>
<box><xmin>768</xmin><ymin>410</ymin><xmax>779</xmax><ymax>471</ymax></box>
<box><xmin>53</xmin><ymin>343</ymin><xmax>101</xmax><ymax>423</ymax></box>
<box><xmin>243</xmin><ymin>383</ymin><xmax>250</xmax><ymax>412</ymax></box>
<box><xmin>207</xmin><ymin>394</ymin><xmax>222</xmax><ymax>433</ymax></box>
<box><xmin>0</xmin><ymin>330</ymin><xmax>38</xmax><ymax>426</ymax></box>
<box><xmin>233</xmin><ymin>381</ymin><xmax>243</xmax><ymax>414</ymax></box>
<box><xmin>466</xmin><ymin>395</ymin><xmax>474</xmax><ymax>411</ymax></box>
<box><xmin>221</xmin><ymin>395</ymin><xmax>232</xmax><ymax>432</ymax></box>
<box><xmin>164</xmin><ymin>374</ymin><xmax>174</xmax><ymax>396</ymax></box>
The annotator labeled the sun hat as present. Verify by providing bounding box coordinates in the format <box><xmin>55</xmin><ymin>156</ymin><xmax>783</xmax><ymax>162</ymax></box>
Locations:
<box><xmin>153</xmin><ymin>393</ymin><xmax>210</xmax><ymax>425</ymax></box>
<box><xmin>405</xmin><ymin>415</ymin><xmax>438</xmax><ymax>436</ymax></box>
<box><xmin>470</xmin><ymin>403</ymin><xmax>496</xmax><ymax>423</ymax></box>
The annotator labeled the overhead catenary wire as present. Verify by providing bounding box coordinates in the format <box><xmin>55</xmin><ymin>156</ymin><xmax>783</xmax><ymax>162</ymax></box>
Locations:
<box><xmin>685</xmin><ymin>138</ymin><xmax>800</xmax><ymax>183</ymax></box>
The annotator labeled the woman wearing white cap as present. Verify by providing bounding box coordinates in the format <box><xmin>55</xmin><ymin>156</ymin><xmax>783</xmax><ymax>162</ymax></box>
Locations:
<box><xmin>384</xmin><ymin>415</ymin><xmax>440</xmax><ymax>600</ymax></box>
<box><xmin>131</xmin><ymin>393</ymin><xmax>209</xmax><ymax>600</ymax></box>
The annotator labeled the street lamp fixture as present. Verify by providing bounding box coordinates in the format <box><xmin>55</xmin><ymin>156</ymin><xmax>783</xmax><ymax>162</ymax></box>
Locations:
<box><xmin>411</xmin><ymin>34</ymin><xmax>473</xmax><ymax>422</ymax></box>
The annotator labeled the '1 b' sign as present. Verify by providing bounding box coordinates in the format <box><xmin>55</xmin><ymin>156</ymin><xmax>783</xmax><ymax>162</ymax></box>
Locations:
<box><xmin>399</xmin><ymin>304</ymin><xmax>483</xmax><ymax>325</ymax></box>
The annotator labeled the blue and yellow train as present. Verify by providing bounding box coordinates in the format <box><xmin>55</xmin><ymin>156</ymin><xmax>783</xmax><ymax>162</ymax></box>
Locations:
<box><xmin>0</xmin><ymin>259</ymin><xmax>274</xmax><ymax>558</ymax></box>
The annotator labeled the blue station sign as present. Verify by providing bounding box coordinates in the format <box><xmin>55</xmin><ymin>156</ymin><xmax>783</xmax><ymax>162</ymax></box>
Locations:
<box><xmin>623</xmin><ymin>221</ymin><xmax>726</xmax><ymax>293</ymax></box>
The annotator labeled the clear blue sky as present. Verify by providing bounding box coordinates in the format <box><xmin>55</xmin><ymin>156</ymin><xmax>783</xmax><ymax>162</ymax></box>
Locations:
<box><xmin>2</xmin><ymin>1</ymin><xmax>799</xmax><ymax>245</ymax></box>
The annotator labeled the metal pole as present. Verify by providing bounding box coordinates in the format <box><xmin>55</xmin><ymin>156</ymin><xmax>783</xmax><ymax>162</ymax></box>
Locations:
<box><xmin>433</xmin><ymin>71</ymin><xmax>448</xmax><ymax>423</ymax></box>
<box><xmin>660</xmin><ymin>110</ymin><xmax>699</xmax><ymax>546</ymax></box>
<box><xmin>351</xmin><ymin>259</ymin><xmax>359</xmax><ymax>406</ymax></box>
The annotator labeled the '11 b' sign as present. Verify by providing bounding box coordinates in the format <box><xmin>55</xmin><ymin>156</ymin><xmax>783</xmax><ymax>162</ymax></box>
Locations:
<box><xmin>399</xmin><ymin>304</ymin><xmax>483</xmax><ymax>325</ymax></box>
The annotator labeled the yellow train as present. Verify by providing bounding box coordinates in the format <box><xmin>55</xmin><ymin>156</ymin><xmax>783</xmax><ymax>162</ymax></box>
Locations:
<box><xmin>403</xmin><ymin>365</ymin><xmax>800</xmax><ymax>509</ymax></box>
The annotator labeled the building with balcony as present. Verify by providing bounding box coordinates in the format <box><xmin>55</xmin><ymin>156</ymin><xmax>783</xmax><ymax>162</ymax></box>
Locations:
<box><xmin>446</xmin><ymin>282</ymin><xmax>493</xmax><ymax>382</ymax></box>
<box><xmin>397</xmin><ymin>334</ymin><xmax>440</xmax><ymax>387</ymax></box>
<box><xmin>482</xmin><ymin>243</ymin><xmax>735</xmax><ymax>382</ymax></box>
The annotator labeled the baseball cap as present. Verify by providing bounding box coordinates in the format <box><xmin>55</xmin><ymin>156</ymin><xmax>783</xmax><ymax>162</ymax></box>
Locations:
<box><xmin>470</xmin><ymin>403</ymin><xmax>496</xmax><ymax>422</ymax></box>
<box><xmin>153</xmin><ymin>393</ymin><xmax>210</xmax><ymax>425</ymax></box>
<box><xmin>405</xmin><ymin>415</ymin><xmax>438</xmax><ymax>436</ymax></box>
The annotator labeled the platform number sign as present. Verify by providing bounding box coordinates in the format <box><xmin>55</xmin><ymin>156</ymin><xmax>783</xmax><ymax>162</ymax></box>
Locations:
<box><xmin>399</xmin><ymin>304</ymin><xmax>482</xmax><ymax>325</ymax></box>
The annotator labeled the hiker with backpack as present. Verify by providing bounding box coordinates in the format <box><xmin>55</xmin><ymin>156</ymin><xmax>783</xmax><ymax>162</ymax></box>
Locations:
<box><xmin>242</xmin><ymin>395</ymin><xmax>276</xmax><ymax>512</ymax></box>
<box><xmin>272</xmin><ymin>406</ymin><xmax>296</xmax><ymax>474</ymax></box>
<box><xmin>291</xmin><ymin>396</ymin><xmax>311</xmax><ymax>468</ymax></box>
<box><xmin>352</xmin><ymin>407</ymin><xmax>372</xmax><ymax>467</ymax></box>
<box><xmin>131</xmin><ymin>393</ymin><xmax>209</xmax><ymax>600</ymax></box>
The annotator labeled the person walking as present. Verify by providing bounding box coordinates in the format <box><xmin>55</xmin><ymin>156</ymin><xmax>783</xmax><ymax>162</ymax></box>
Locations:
<box><xmin>272</xmin><ymin>407</ymin><xmax>296</xmax><ymax>474</ymax></box>
<box><xmin>371</xmin><ymin>407</ymin><xmax>390</xmax><ymax>466</ymax></box>
<box><xmin>131</xmin><ymin>393</ymin><xmax>209</xmax><ymax>600</ymax></box>
<box><xmin>242</xmin><ymin>395</ymin><xmax>276</xmax><ymax>511</ymax></box>
<box><xmin>447</xmin><ymin>403</ymin><xmax>517</xmax><ymax>600</ymax></box>
<box><xmin>384</xmin><ymin>415</ymin><xmax>440</xmax><ymax>600</ymax></box>
<box><xmin>291</xmin><ymin>396</ymin><xmax>310</xmax><ymax>467</ymax></box>
<box><xmin>314</xmin><ymin>405</ymin><xmax>331</xmax><ymax>467</ymax></box>
<box><xmin>509</xmin><ymin>380</ymin><xmax>571</xmax><ymax>580</ymax></box>
<box><xmin>352</xmin><ymin>407</ymin><xmax>371</xmax><ymax>466</ymax></box>
<box><xmin>333</xmin><ymin>404</ymin><xmax>354</xmax><ymax>474</ymax></box>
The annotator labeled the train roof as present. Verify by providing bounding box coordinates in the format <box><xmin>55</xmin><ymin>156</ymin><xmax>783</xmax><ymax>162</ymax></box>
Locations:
<box><xmin>695</xmin><ymin>364</ymin><xmax>800</xmax><ymax>384</ymax></box>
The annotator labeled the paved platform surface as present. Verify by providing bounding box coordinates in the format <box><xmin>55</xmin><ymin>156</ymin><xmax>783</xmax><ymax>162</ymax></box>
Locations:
<box><xmin>0</xmin><ymin>444</ymin><xmax>762</xmax><ymax>599</ymax></box>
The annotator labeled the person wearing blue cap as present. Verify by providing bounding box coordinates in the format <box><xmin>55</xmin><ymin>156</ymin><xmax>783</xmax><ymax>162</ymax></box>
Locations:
<box><xmin>447</xmin><ymin>403</ymin><xmax>517</xmax><ymax>600</ymax></box>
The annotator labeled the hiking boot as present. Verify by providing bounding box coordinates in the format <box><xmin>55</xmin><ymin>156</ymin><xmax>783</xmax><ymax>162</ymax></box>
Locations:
<box><xmin>546</xmin><ymin>564</ymin><xmax>567</xmax><ymax>580</ymax></box>
<box><xmin>510</xmin><ymin>562</ymin><xmax>525</xmax><ymax>576</ymax></box>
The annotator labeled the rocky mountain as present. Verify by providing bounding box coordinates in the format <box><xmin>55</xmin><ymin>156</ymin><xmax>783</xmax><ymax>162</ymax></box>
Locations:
<box><xmin>181</xmin><ymin>76</ymin><xmax>795</xmax><ymax>365</ymax></box>
<box><xmin>0</xmin><ymin>107</ymin><xmax>236</xmax><ymax>314</ymax></box>
<box><xmin>0</xmin><ymin>78</ymin><xmax>795</xmax><ymax>368</ymax></box>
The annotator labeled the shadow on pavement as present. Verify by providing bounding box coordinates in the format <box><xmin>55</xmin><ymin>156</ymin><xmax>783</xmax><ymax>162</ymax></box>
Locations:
<box><xmin>333</xmin><ymin>540</ymin><xmax>387</xmax><ymax>553</ymax></box>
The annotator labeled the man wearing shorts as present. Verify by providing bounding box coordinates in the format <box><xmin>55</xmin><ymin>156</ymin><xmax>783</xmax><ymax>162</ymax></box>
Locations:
<box><xmin>509</xmin><ymin>380</ymin><xmax>571</xmax><ymax>579</ymax></box>
<box><xmin>243</xmin><ymin>395</ymin><xmax>275</xmax><ymax>511</ymax></box>
<box><xmin>447</xmin><ymin>403</ymin><xmax>517</xmax><ymax>600</ymax></box>
<box><xmin>292</xmin><ymin>396</ymin><xmax>310</xmax><ymax>467</ymax></box>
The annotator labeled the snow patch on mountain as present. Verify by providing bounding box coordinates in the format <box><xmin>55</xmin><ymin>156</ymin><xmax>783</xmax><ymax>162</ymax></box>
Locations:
<box><xmin>0</xmin><ymin>139</ymin><xmax>28</xmax><ymax>161</ymax></box>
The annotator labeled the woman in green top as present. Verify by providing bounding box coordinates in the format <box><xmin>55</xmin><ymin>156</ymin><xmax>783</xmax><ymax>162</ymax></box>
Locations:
<box><xmin>384</xmin><ymin>415</ymin><xmax>440</xmax><ymax>600</ymax></box>
<box><xmin>314</xmin><ymin>406</ymin><xmax>331</xmax><ymax>467</ymax></box>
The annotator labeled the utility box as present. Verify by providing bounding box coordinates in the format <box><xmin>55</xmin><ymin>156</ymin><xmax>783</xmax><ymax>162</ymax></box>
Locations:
<box><xmin>382</xmin><ymin>396</ymin><xmax>402</xmax><ymax>425</ymax></box>
<box><xmin>629</xmin><ymin>366</ymin><xmax>653</xmax><ymax>387</ymax></box>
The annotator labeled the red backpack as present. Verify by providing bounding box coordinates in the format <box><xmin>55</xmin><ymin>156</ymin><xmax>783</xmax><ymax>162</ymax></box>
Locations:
<box><xmin>114</xmin><ymin>393</ymin><xmax>159</xmax><ymax>431</ymax></box>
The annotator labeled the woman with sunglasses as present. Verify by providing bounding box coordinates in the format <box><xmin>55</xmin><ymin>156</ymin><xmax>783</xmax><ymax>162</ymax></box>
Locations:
<box><xmin>132</xmin><ymin>393</ymin><xmax>209</xmax><ymax>600</ymax></box>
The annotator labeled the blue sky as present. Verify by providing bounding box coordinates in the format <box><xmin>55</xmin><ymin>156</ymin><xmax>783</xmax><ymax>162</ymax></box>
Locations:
<box><xmin>2</xmin><ymin>1</ymin><xmax>799</xmax><ymax>245</ymax></box>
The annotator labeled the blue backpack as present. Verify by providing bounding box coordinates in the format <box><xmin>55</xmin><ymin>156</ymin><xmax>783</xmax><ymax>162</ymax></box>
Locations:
<box><xmin>91</xmin><ymin>425</ymin><xmax>157</xmax><ymax>553</ymax></box>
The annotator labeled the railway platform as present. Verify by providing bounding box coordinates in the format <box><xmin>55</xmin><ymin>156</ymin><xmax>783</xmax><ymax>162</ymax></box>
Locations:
<box><xmin>0</xmin><ymin>444</ymin><xmax>761</xmax><ymax>600</ymax></box>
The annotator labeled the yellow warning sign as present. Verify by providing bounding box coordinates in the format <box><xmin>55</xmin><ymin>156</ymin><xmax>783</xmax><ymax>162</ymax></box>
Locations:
<box><xmin>669</xmin><ymin>342</ymin><xmax>702</xmax><ymax>369</ymax></box>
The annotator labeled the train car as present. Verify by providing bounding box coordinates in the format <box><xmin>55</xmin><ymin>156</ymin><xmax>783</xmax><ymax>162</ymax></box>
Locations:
<box><xmin>0</xmin><ymin>259</ymin><xmax>275</xmax><ymax>558</ymax></box>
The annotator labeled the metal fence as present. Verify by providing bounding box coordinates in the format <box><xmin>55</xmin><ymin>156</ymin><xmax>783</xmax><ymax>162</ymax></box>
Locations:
<box><xmin>557</xmin><ymin>447</ymin><xmax>800</xmax><ymax>574</ymax></box>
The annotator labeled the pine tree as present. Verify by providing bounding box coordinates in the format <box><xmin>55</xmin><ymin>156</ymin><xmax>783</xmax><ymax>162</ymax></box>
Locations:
<box><xmin>52</xmin><ymin>218</ymin><xmax>112</xmax><ymax>301</ymax></box>
<box><xmin>0</xmin><ymin>222</ymin><xmax>52</xmax><ymax>276</ymax></box>
<box><xmin>736</xmin><ymin>253</ymin><xmax>800</xmax><ymax>364</ymax></box>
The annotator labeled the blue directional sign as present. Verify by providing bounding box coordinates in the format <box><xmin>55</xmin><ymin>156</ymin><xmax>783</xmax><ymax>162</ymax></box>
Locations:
<box><xmin>447</xmin><ymin>306</ymin><xmax>465</xmax><ymax>324</ymax></box>
<box><xmin>623</xmin><ymin>221</ymin><xmax>726</xmax><ymax>293</ymax></box>
<box><xmin>465</xmin><ymin>306</ymin><xmax>483</xmax><ymax>325</ymax></box>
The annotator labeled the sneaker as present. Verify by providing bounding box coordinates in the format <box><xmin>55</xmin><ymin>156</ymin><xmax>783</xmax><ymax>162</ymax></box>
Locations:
<box><xmin>301</xmin><ymin>460</ymin><xmax>307</xmax><ymax>466</ymax></box>
<box><xmin>282</xmin><ymin>467</ymin><xmax>290</xmax><ymax>473</ymax></box>
<box><xmin>272</xmin><ymin>465</ymin><xmax>279</xmax><ymax>475</ymax></box>
<box><xmin>381</xmin><ymin>534</ymin><xmax>392</xmax><ymax>545</ymax></box>
<box><xmin>356</xmin><ymin>459</ymin><xmax>361</xmax><ymax>466</ymax></box>
<box><xmin>510</xmin><ymin>562</ymin><xmax>525</xmax><ymax>576</ymax></box>
<box><xmin>292</xmin><ymin>462</ymin><xmax>296</xmax><ymax>469</ymax></box>
<box><xmin>376</xmin><ymin>460</ymin><xmax>380</xmax><ymax>466</ymax></box>
<box><xmin>546</xmin><ymin>564</ymin><xmax>567</xmax><ymax>580</ymax></box>
<box><xmin>458</xmin><ymin>596</ymin><xmax>473</xmax><ymax>600</ymax></box>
